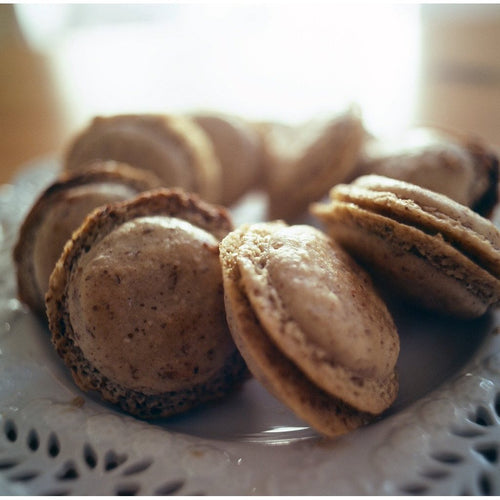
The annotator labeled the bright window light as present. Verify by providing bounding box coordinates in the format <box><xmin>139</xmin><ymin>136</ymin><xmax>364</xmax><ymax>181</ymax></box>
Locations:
<box><xmin>15</xmin><ymin>4</ymin><xmax>421</xmax><ymax>135</ymax></box>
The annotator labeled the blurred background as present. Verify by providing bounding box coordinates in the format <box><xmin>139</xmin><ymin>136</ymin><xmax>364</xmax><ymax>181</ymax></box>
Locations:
<box><xmin>1</xmin><ymin>3</ymin><xmax>499</xmax><ymax>184</ymax></box>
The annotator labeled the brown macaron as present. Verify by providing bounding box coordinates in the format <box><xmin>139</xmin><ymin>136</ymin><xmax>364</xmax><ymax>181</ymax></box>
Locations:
<box><xmin>258</xmin><ymin>109</ymin><xmax>364</xmax><ymax>222</ymax></box>
<box><xmin>353</xmin><ymin>127</ymin><xmax>499</xmax><ymax>216</ymax></box>
<box><xmin>219</xmin><ymin>221</ymin><xmax>399</xmax><ymax>437</ymax></box>
<box><xmin>46</xmin><ymin>188</ymin><xmax>248</xmax><ymax>419</ymax></box>
<box><xmin>64</xmin><ymin>114</ymin><xmax>223</xmax><ymax>203</ymax></box>
<box><xmin>14</xmin><ymin>161</ymin><xmax>162</xmax><ymax>318</ymax></box>
<box><xmin>311</xmin><ymin>174</ymin><xmax>500</xmax><ymax>318</ymax></box>
<box><xmin>192</xmin><ymin>112</ymin><xmax>264</xmax><ymax>206</ymax></box>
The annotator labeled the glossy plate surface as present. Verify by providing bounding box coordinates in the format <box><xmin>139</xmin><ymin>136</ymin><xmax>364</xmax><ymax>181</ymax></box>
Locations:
<box><xmin>0</xmin><ymin>158</ymin><xmax>499</xmax><ymax>495</ymax></box>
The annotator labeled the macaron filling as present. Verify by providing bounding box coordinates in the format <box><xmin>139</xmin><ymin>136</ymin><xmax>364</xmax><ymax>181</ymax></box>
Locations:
<box><xmin>328</xmin><ymin>180</ymin><xmax>500</xmax><ymax>278</ymax></box>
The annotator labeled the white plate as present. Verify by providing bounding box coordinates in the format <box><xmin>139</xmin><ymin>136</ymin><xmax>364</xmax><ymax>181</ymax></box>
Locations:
<box><xmin>0</xmin><ymin>158</ymin><xmax>499</xmax><ymax>495</ymax></box>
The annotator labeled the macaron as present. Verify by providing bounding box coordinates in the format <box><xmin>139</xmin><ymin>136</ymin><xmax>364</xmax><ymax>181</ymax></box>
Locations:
<box><xmin>311</xmin><ymin>174</ymin><xmax>500</xmax><ymax>318</ymax></box>
<box><xmin>14</xmin><ymin>161</ymin><xmax>162</xmax><ymax>317</ymax></box>
<box><xmin>192</xmin><ymin>112</ymin><xmax>264</xmax><ymax>206</ymax></box>
<box><xmin>64</xmin><ymin>114</ymin><xmax>223</xmax><ymax>203</ymax></box>
<box><xmin>258</xmin><ymin>109</ymin><xmax>364</xmax><ymax>221</ymax></box>
<box><xmin>353</xmin><ymin>127</ymin><xmax>499</xmax><ymax>216</ymax></box>
<box><xmin>46</xmin><ymin>188</ymin><xmax>248</xmax><ymax>419</ymax></box>
<box><xmin>219</xmin><ymin>221</ymin><xmax>399</xmax><ymax>437</ymax></box>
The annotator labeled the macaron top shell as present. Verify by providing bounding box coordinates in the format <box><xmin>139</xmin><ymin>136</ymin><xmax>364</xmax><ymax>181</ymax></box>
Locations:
<box><xmin>224</xmin><ymin>221</ymin><xmax>400</xmax><ymax>414</ymax></box>
<box><xmin>333</xmin><ymin>175</ymin><xmax>500</xmax><ymax>278</ymax></box>
<box><xmin>219</xmin><ymin>225</ymin><xmax>372</xmax><ymax>437</ymax></box>
<box><xmin>67</xmin><ymin>216</ymin><xmax>227</xmax><ymax>393</ymax></box>
<box><xmin>46</xmin><ymin>188</ymin><xmax>246</xmax><ymax>417</ymax></box>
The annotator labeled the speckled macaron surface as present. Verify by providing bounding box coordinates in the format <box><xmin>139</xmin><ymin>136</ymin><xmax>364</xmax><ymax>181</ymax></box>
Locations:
<box><xmin>311</xmin><ymin>174</ymin><xmax>500</xmax><ymax>318</ymax></box>
<box><xmin>219</xmin><ymin>221</ymin><xmax>399</xmax><ymax>437</ymax></box>
<box><xmin>13</xmin><ymin>161</ymin><xmax>162</xmax><ymax>317</ymax></box>
<box><xmin>46</xmin><ymin>188</ymin><xmax>248</xmax><ymax>419</ymax></box>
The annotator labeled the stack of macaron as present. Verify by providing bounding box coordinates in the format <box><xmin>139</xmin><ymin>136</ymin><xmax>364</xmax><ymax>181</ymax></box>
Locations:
<box><xmin>12</xmin><ymin>108</ymin><xmax>500</xmax><ymax>438</ymax></box>
<box><xmin>311</xmin><ymin>174</ymin><xmax>500</xmax><ymax>319</ymax></box>
<box><xmin>62</xmin><ymin>111</ymin><xmax>498</xmax><ymax>220</ymax></box>
<box><xmin>219</xmin><ymin>222</ymin><xmax>400</xmax><ymax>436</ymax></box>
<box><xmin>63</xmin><ymin>112</ymin><xmax>263</xmax><ymax>208</ymax></box>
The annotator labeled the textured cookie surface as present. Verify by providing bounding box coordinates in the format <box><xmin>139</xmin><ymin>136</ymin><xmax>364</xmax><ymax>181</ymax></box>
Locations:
<box><xmin>64</xmin><ymin>114</ymin><xmax>223</xmax><ymax>203</ymax></box>
<box><xmin>334</xmin><ymin>175</ymin><xmax>500</xmax><ymax>276</ymax></box>
<box><xmin>312</xmin><ymin>174</ymin><xmax>500</xmax><ymax>317</ymax></box>
<box><xmin>220</xmin><ymin>222</ymin><xmax>399</xmax><ymax>436</ymax></box>
<box><xmin>14</xmin><ymin>161</ymin><xmax>161</xmax><ymax>317</ymax></box>
<box><xmin>46</xmin><ymin>188</ymin><xmax>248</xmax><ymax>418</ymax></box>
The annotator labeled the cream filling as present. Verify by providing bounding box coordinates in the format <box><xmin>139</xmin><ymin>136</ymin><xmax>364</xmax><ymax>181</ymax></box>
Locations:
<box><xmin>331</xmin><ymin>183</ymin><xmax>500</xmax><ymax>278</ymax></box>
